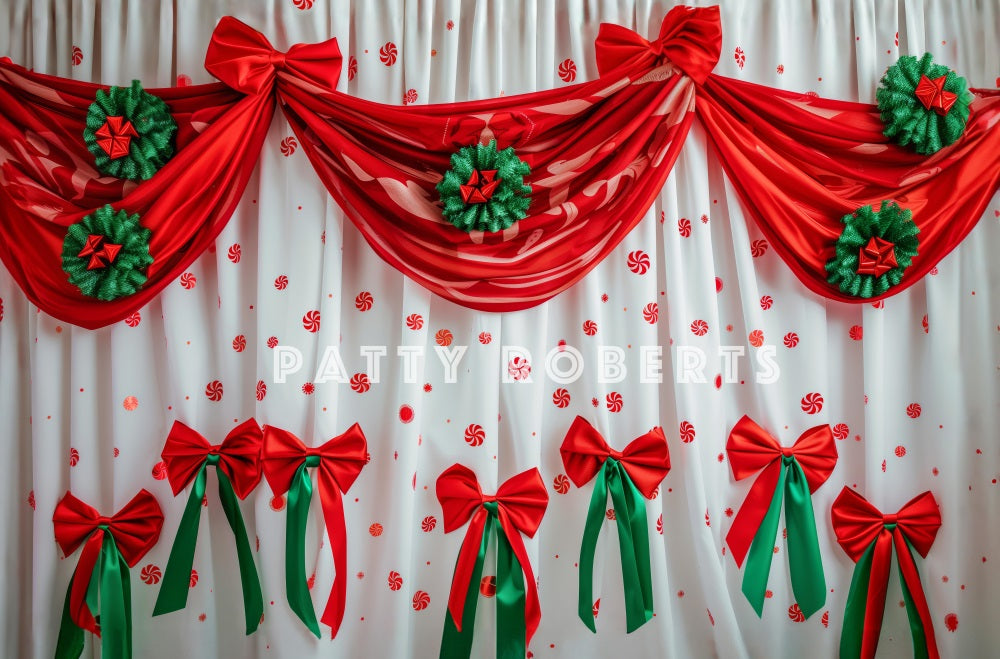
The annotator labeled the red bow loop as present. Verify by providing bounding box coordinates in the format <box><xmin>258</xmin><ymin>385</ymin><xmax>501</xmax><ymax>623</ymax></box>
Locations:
<box><xmin>53</xmin><ymin>489</ymin><xmax>164</xmax><ymax>568</ymax></box>
<box><xmin>161</xmin><ymin>419</ymin><xmax>263</xmax><ymax>499</ymax></box>
<box><xmin>560</xmin><ymin>416</ymin><xmax>670</xmax><ymax>499</ymax></box>
<box><xmin>595</xmin><ymin>5</ymin><xmax>722</xmax><ymax>83</ymax></box>
<box><xmin>261</xmin><ymin>424</ymin><xmax>367</xmax><ymax>496</ymax></box>
<box><xmin>205</xmin><ymin>16</ymin><xmax>343</xmax><ymax>95</ymax></box>
<box><xmin>436</xmin><ymin>464</ymin><xmax>486</xmax><ymax>533</ymax></box>
<box><xmin>831</xmin><ymin>488</ymin><xmax>941</xmax><ymax>562</ymax></box>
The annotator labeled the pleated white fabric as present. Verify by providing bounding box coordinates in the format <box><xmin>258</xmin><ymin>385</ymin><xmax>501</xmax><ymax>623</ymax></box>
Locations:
<box><xmin>0</xmin><ymin>1</ymin><xmax>997</xmax><ymax>657</ymax></box>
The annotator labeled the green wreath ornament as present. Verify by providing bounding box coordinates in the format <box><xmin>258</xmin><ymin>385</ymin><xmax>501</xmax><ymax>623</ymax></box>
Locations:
<box><xmin>62</xmin><ymin>205</ymin><xmax>154</xmax><ymax>300</ymax></box>
<box><xmin>825</xmin><ymin>200</ymin><xmax>919</xmax><ymax>298</ymax></box>
<box><xmin>875</xmin><ymin>53</ymin><xmax>973</xmax><ymax>155</ymax></box>
<box><xmin>83</xmin><ymin>80</ymin><xmax>177</xmax><ymax>180</ymax></box>
<box><xmin>437</xmin><ymin>140</ymin><xmax>531</xmax><ymax>233</ymax></box>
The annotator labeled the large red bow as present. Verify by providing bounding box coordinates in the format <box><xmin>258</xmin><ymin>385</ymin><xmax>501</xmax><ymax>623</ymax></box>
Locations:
<box><xmin>53</xmin><ymin>490</ymin><xmax>163</xmax><ymax>634</ymax></box>
<box><xmin>261</xmin><ymin>424</ymin><xmax>367</xmax><ymax>634</ymax></box>
<box><xmin>726</xmin><ymin>416</ymin><xmax>837</xmax><ymax>566</ymax></box>
<box><xmin>205</xmin><ymin>16</ymin><xmax>342</xmax><ymax>95</ymax></box>
<box><xmin>560</xmin><ymin>415</ymin><xmax>670</xmax><ymax>498</ymax></box>
<box><xmin>595</xmin><ymin>5</ymin><xmax>722</xmax><ymax>83</ymax></box>
<box><xmin>832</xmin><ymin>488</ymin><xmax>942</xmax><ymax>659</ymax></box>
<box><xmin>436</xmin><ymin>464</ymin><xmax>548</xmax><ymax>642</ymax></box>
<box><xmin>161</xmin><ymin>418</ymin><xmax>262</xmax><ymax>499</ymax></box>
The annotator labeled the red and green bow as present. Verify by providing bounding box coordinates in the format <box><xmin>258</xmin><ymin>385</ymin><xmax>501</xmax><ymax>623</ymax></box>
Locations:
<box><xmin>832</xmin><ymin>488</ymin><xmax>941</xmax><ymax>659</ymax></box>
<box><xmin>436</xmin><ymin>464</ymin><xmax>548</xmax><ymax>659</ymax></box>
<box><xmin>725</xmin><ymin>416</ymin><xmax>837</xmax><ymax>618</ymax></box>
<box><xmin>153</xmin><ymin>419</ymin><xmax>264</xmax><ymax>633</ymax></box>
<box><xmin>261</xmin><ymin>423</ymin><xmax>367</xmax><ymax>638</ymax></box>
<box><xmin>560</xmin><ymin>416</ymin><xmax>670</xmax><ymax>633</ymax></box>
<box><xmin>53</xmin><ymin>490</ymin><xmax>163</xmax><ymax>659</ymax></box>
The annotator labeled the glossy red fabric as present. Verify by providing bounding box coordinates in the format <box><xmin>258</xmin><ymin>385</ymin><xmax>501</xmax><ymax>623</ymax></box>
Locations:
<box><xmin>436</xmin><ymin>464</ymin><xmax>548</xmax><ymax>640</ymax></box>
<box><xmin>560</xmin><ymin>415</ymin><xmax>670</xmax><ymax>499</ymax></box>
<box><xmin>831</xmin><ymin>488</ymin><xmax>941</xmax><ymax>659</ymax></box>
<box><xmin>52</xmin><ymin>490</ymin><xmax>164</xmax><ymax>633</ymax></box>
<box><xmin>696</xmin><ymin>75</ymin><xmax>1000</xmax><ymax>303</ymax></box>
<box><xmin>725</xmin><ymin>416</ymin><xmax>837</xmax><ymax>567</ymax></box>
<box><xmin>160</xmin><ymin>418</ymin><xmax>263</xmax><ymax>499</ymax></box>
<box><xmin>260</xmin><ymin>424</ymin><xmax>367</xmax><ymax>636</ymax></box>
<box><xmin>0</xmin><ymin>60</ymin><xmax>271</xmax><ymax>328</ymax></box>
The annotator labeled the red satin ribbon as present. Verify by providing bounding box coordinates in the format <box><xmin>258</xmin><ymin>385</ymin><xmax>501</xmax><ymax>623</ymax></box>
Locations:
<box><xmin>725</xmin><ymin>416</ymin><xmax>837</xmax><ymax>566</ymax></box>
<box><xmin>52</xmin><ymin>490</ymin><xmax>163</xmax><ymax>634</ymax></box>
<box><xmin>204</xmin><ymin>16</ymin><xmax>342</xmax><ymax>95</ymax></box>
<box><xmin>832</xmin><ymin>488</ymin><xmax>942</xmax><ymax>659</ymax></box>
<box><xmin>261</xmin><ymin>424</ymin><xmax>367</xmax><ymax>636</ymax></box>
<box><xmin>560</xmin><ymin>416</ymin><xmax>670</xmax><ymax>497</ymax></box>
<box><xmin>595</xmin><ymin>5</ymin><xmax>721</xmax><ymax>82</ymax></box>
<box><xmin>161</xmin><ymin>418</ymin><xmax>262</xmax><ymax>499</ymax></box>
<box><xmin>436</xmin><ymin>464</ymin><xmax>548</xmax><ymax>641</ymax></box>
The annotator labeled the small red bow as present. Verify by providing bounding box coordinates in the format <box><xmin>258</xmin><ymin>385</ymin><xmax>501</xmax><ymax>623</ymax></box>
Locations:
<box><xmin>161</xmin><ymin>418</ymin><xmax>263</xmax><ymax>499</ymax></box>
<box><xmin>261</xmin><ymin>424</ymin><xmax>367</xmax><ymax>634</ymax></box>
<box><xmin>77</xmin><ymin>234</ymin><xmax>122</xmax><ymax>270</ymax></box>
<box><xmin>832</xmin><ymin>488</ymin><xmax>941</xmax><ymax>659</ymax></box>
<box><xmin>53</xmin><ymin>490</ymin><xmax>163</xmax><ymax>634</ymax></box>
<box><xmin>460</xmin><ymin>169</ymin><xmax>500</xmax><ymax>204</ymax></box>
<box><xmin>436</xmin><ymin>464</ymin><xmax>548</xmax><ymax>641</ymax></box>
<box><xmin>560</xmin><ymin>415</ymin><xmax>670</xmax><ymax>498</ymax></box>
<box><xmin>205</xmin><ymin>16</ymin><xmax>343</xmax><ymax>95</ymax></box>
<box><xmin>914</xmin><ymin>74</ymin><xmax>958</xmax><ymax>116</ymax></box>
<box><xmin>856</xmin><ymin>236</ymin><xmax>898</xmax><ymax>277</ymax></box>
<box><xmin>726</xmin><ymin>416</ymin><xmax>837</xmax><ymax>566</ymax></box>
<box><xmin>594</xmin><ymin>5</ymin><xmax>722</xmax><ymax>83</ymax></box>
<box><xmin>94</xmin><ymin>116</ymin><xmax>138</xmax><ymax>159</ymax></box>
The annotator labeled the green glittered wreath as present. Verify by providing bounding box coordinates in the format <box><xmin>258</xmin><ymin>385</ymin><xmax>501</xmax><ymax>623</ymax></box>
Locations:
<box><xmin>876</xmin><ymin>53</ymin><xmax>973</xmax><ymax>155</ymax></box>
<box><xmin>83</xmin><ymin>80</ymin><xmax>177</xmax><ymax>180</ymax></box>
<box><xmin>62</xmin><ymin>205</ymin><xmax>154</xmax><ymax>300</ymax></box>
<box><xmin>436</xmin><ymin>140</ymin><xmax>531</xmax><ymax>233</ymax></box>
<box><xmin>825</xmin><ymin>200</ymin><xmax>919</xmax><ymax>298</ymax></box>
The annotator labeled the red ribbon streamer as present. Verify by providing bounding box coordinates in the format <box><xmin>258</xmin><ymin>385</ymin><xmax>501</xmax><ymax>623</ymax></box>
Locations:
<box><xmin>725</xmin><ymin>416</ymin><xmax>837</xmax><ymax>567</ymax></box>
<box><xmin>436</xmin><ymin>464</ymin><xmax>548</xmax><ymax>641</ymax></box>
<box><xmin>161</xmin><ymin>418</ymin><xmax>263</xmax><ymax>499</ymax></box>
<box><xmin>261</xmin><ymin>424</ymin><xmax>367</xmax><ymax>636</ymax></box>
<box><xmin>559</xmin><ymin>416</ymin><xmax>670</xmax><ymax>497</ymax></box>
<box><xmin>831</xmin><ymin>488</ymin><xmax>942</xmax><ymax>659</ymax></box>
<box><xmin>52</xmin><ymin>490</ymin><xmax>163</xmax><ymax>634</ymax></box>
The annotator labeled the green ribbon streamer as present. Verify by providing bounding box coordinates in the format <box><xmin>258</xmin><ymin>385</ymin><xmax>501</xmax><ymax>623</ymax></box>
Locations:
<box><xmin>55</xmin><ymin>529</ymin><xmax>132</xmax><ymax>659</ymax></box>
<box><xmin>152</xmin><ymin>456</ymin><xmax>264</xmax><ymax>634</ymax></box>
<box><xmin>840</xmin><ymin>527</ymin><xmax>930</xmax><ymax>659</ymax></box>
<box><xmin>440</xmin><ymin>502</ymin><xmax>527</xmax><ymax>659</ymax></box>
<box><xmin>286</xmin><ymin>457</ymin><xmax>322</xmax><ymax>638</ymax></box>
<box><xmin>742</xmin><ymin>455</ymin><xmax>826</xmax><ymax>618</ymax></box>
<box><xmin>578</xmin><ymin>457</ymin><xmax>653</xmax><ymax>633</ymax></box>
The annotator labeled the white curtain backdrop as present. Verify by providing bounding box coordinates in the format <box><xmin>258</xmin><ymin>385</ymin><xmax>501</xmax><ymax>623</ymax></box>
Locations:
<box><xmin>1</xmin><ymin>1</ymin><xmax>998</xmax><ymax>657</ymax></box>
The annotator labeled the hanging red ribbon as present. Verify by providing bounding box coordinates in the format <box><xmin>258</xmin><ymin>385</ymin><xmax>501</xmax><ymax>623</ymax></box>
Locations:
<box><xmin>261</xmin><ymin>424</ymin><xmax>367</xmax><ymax>638</ymax></box>
<box><xmin>831</xmin><ymin>487</ymin><xmax>942</xmax><ymax>659</ymax></box>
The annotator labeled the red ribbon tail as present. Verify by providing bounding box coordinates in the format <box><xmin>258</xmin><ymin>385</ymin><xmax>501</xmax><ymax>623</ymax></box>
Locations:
<box><xmin>448</xmin><ymin>510</ymin><xmax>488</xmax><ymax>631</ymax></box>
<box><xmin>499</xmin><ymin>513</ymin><xmax>541</xmax><ymax>646</ymax></box>
<box><xmin>726</xmin><ymin>461</ymin><xmax>781</xmax><ymax>567</ymax></box>
<box><xmin>893</xmin><ymin>531</ymin><xmax>940</xmax><ymax>659</ymax></box>
<box><xmin>69</xmin><ymin>530</ymin><xmax>104</xmax><ymax>635</ymax></box>
<box><xmin>317</xmin><ymin>475</ymin><xmax>347</xmax><ymax>637</ymax></box>
<box><xmin>861</xmin><ymin>530</ymin><xmax>894</xmax><ymax>659</ymax></box>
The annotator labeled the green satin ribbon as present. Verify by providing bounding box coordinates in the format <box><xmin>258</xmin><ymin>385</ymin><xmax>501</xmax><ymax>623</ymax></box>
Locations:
<box><xmin>578</xmin><ymin>457</ymin><xmax>653</xmax><ymax>633</ymax></box>
<box><xmin>440</xmin><ymin>501</ymin><xmax>527</xmax><ymax>659</ymax></box>
<box><xmin>840</xmin><ymin>528</ymin><xmax>930</xmax><ymax>659</ymax></box>
<box><xmin>742</xmin><ymin>455</ymin><xmax>825</xmax><ymax>618</ymax></box>
<box><xmin>286</xmin><ymin>456</ymin><xmax>322</xmax><ymax>638</ymax></box>
<box><xmin>55</xmin><ymin>528</ymin><xmax>132</xmax><ymax>659</ymax></box>
<box><xmin>152</xmin><ymin>455</ymin><xmax>264</xmax><ymax>634</ymax></box>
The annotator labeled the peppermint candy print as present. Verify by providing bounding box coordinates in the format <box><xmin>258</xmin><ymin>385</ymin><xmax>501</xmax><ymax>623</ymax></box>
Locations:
<box><xmin>280</xmin><ymin>136</ymin><xmax>298</xmax><ymax>156</ymax></box>
<box><xmin>787</xmin><ymin>603</ymin><xmax>805</xmax><ymax>622</ymax></box>
<box><xmin>679</xmin><ymin>421</ymin><xmax>696</xmax><ymax>443</ymax></box>
<box><xmin>152</xmin><ymin>461</ymin><xmax>167</xmax><ymax>480</ymax></box>
<box><xmin>347</xmin><ymin>56</ymin><xmax>358</xmax><ymax>81</ymax></box>
<box><xmin>379</xmin><ymin>42</ymin><xmax>398</xmax><ymax>66</ymax></box>
<box><xmin>750</xmin><ymin>239</ymin><xmax>769</xmax><ymax>257</ymax></box>
<box><xmin>906</xmin><ymin>403</ymin><xmax>922</xmax><ymax>418</ymax></box>
<box><xmin>124</xmin><ymin>311</ymin><xmax>141</xmax><ymax>327</ymax></box>
<box><xmin>256</xmin><ymin>380</ymin><xmax>267</xmax><ymax>401</ymax></box>
<box><xmin>355</xmin><ymin>291</ymin><xmax>374</xmax><ymax>311</ymax></box>
<box><xmin>643</xmin><ymin>303</ymin><xmax>658</xmax><ymax>324</ymax></box>
<box><xmin>350</xmin><ymin>373</ymin><xmax>371</xmax><ymax>393</ymax></box>
<box><xmin>388</xmin><ymin>571</ymin><xmax>403</xmax><ymax>591</ymax></box>
<box><xmin>421</xmin><ymin>516</ymin><xmax>436</xmax><ymax>532</ymax></box>
<box><xmin>274</xmin><ymin>275</ymin><xmax>288</xmax><ymax>290</ymax></box>
<box><xmin>302</xmin><ymin>310</ymin><xmax>321</xmax><ymax>332</ymax></box>
<box><xmin>748</xmin><ymin>329</ymin><xmax>765</xmax><ymax>347</ymax></box>
<box><xmin>800</xmin><ymin>392</ymin><xmax>823</xmax><ymax>414</ymax></box>
<box><xmin>140</xmin><ymin>564</ymin><xmax>162</xmax><ymax>584</ymax></box>
<box><xmin>464</xmin><ymin>424</ymin><xmax>485</xmax><ymax>447</ymax></box>
<box><xmin>232</xmin><ymin>335</ymin><xmax>246</xmax><ymax>352</ymax></box>
<box><xmin>478</xmin><ymin>332</ymin><xmax>492</xmax><ymax>344</ymax></box>
<box><xmin>292</xmin><ymin>0</ymin><xmax>314</xmax><ymax>9</ymax></box>
<box><xmin>123</xmin><ymin>396</ymin><xmax>138</xmax><ymax>411</ymax></box>
<box><xmin>69</xmin><ymin>448</ymin><xmax>80</xmax><ymax>466</ymax></box>
<box><xmin>734</xmin><ymin>46</ymin><xmax>746</xmax><ymax>69</ymax></box>
<box><xmin>832</xmin><ymin>423</ymin><xmax>849</xmax><ymax>440</ymax></box>
<box><xmin>582</xmin><ymin>320</ymin><xmax>598</xmax><ymax>336</ymax></box>
<box><xmin>402</xmin><ymin>89</ymin><xmax>418</xmax><ymax>105</ymax></box>
<box><xmin>553</xmin><ymin>474</ymin><xmax>570</xmax><ymax>494</ymax></box>
<box><xmin>205</xmin><ymin>380</ymin><xmax>223</xmax><ymax>401</ymax></box>
<box><xmin>552</xmin><ymin>388</ymin><xmax>570</xmax><ymax>408</ymax></box>
<box><xmin>227</xmin><ymin>244</ymin><xmax>241</xmax><ymax>263</ymax></box>
<box><xmin>606</xmin><ymin>392</ymin><xmax>623</xmax><ymax>412</ymax></box>
<box><xmin>691</xmin><ymin>319</ymin><xmax>709</xmax><ymax>336</ymax></box>
<box><xmin>760</xmin><ymin>295</ymin><xmax>773</xmax><ymax>310</ymax></box>
<box><xmin>508</xmin><ymin>357</ymin><xmax>531</xmax><ymax>381</ymax></box>
<box><xmin>783</xmin><ymin>332</ymin><xmax>799</xmax><ymax>348</ymax></box>
<box><xmin>71</xmin><ymin>46</ymin><xmax>83</xmax><ymax>66</ymax></box>
<box><xmin>558</xmin><ymin>59</ymin><xmax>577</xmax><ymax>82</ymax></box>
<box><xmin>435</xmin><ymin>329</ymin><xmax>453</xmax><ymax>346</ymax></box>
<box><xmin>369</xmin><ymin>523</ymin><xmax>383</xmax><ymax>537</ymax></box>
<box><xmin>412</xmin><ymin>591</ymin><xmax>430</xmax><ymax>611</ymax></box>
<box><xmin>627</xmin><ymin>250</ymin><xmax>650</xmax><ymax>274</ymax></box>
<box><xmin>406</xmin><ymin>313</ymin><xmax>423</xmax><ymax>330</ymax></box>
<box><xmin>180</xmin><ymin>272</ymin><xmax>196</xmax><ymax>289</ymax></box>
<box><xmin>678</xmin><ymin>218</ymin><xmax>692</xmax><ymax>237</ymax></box>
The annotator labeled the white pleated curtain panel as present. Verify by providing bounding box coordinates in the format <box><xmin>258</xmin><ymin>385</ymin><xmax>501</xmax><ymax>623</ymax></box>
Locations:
<box><xmin>0</xmin><ymin>1</ymin><xmax>997</xmax><ymax>658</ymax></box>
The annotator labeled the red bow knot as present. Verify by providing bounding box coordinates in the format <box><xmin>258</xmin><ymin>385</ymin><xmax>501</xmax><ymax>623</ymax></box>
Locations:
<box><xmin>594</xmin><ymin>5</ymin><xmax>722</xmax><ymax>83</ymax></box>
<box><xmin>205</xmin><ymin>16</ymin><xmax>342</xmax><ymax>95</ymax></box>
<box><xmin>161</xmin><ymin>419</ymin><xmax>263</xmax><ymax>499</ymax></box>
<box><xmin>725</xmin><ymin>416</ymin><xmax>837</xmax><ymax>567</ymax></box>
<box><xmin>53</xmin><ymin>490</ymin><xmax>163</xmax><ymax>634</ymax></box>
<box><xmin>914</xmin><ymin>74</ymin><xmax>958</xmax><ymax>116</ymax></box>
<box><xmin>560</xmin><ymin>416</ymin><xmax>670</xmax><ymax>498</ymax></box>
<box><xmin>436</xmin><ymin>464</ymin><xmax>548</xmax><ymax>639</ymax></box>
<box><xmin>856</xmin><ymin>236</ymin><xmax>898</xmax><ymax>277</ymax></box>
<box><xmin>94</xmin><ymin>115</ymin><xmax>138</xmax><ymax>159</ymax></box>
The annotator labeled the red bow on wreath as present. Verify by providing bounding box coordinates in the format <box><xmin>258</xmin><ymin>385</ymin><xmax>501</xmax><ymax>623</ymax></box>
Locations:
<box><xmin>436</xmin><ymin>464</ymin><xmax>548</xmax><ymax>659</ymax></box>
<box><xmin>832</xmin><ymin>487</ymin><xmax>942</xmax><ymax>659</ymax></box>
<box><xmin>261</xmin><ymin>424</ymin><xmax>367</xmax><ymax>638</ymax></box>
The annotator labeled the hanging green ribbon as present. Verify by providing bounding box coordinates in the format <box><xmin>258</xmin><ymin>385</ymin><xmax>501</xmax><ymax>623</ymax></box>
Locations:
<box><xmin>153</xmin><ymin>455</ymin><xmax>264</xmax><ymax>634</ymax></box>
<box><xmin>578</xmin><ymin>457</ymin><xmax>653</xmax><ymax>633</ymax></box>
<box><xmin>286</xmin><ymin>456</ymin><xmax>322</xmax><ymax>638</ymax></box>
<box><xmin>55</xmin><ymin>529</ymin><xmax>132</xmax><ymax>659</ymax></box>
<box><xmin>741</xmin><ymin>455</ymin><xmax>826</xmax><ymax>618</ymax></box>
<box><xmin>440</xmin><ymin>502</ymin><xmax>527</xmax><ymax>659</ymax></box>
